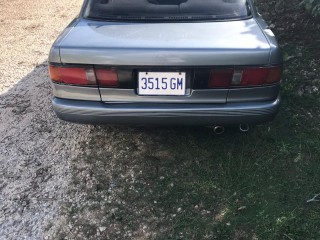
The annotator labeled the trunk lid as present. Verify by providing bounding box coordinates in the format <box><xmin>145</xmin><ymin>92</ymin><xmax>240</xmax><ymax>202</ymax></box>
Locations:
<box><xmin>58</xmin><ymin>18</ymin><xmax>271</xmax><ymax>66</ymax></box>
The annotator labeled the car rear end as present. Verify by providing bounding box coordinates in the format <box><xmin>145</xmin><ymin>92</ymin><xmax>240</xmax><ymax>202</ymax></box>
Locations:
<box><xmin>49</xmin><ymin>0</ymin><xmax>282</xmax><ymax>126</ymax></box>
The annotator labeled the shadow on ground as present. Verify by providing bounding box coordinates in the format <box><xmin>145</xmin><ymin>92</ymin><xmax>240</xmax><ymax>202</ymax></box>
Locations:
<box><xmin>55</xmin><ymin>109</ymin><xmax>320</xmax><ymax>240</ymax></box>
<box><xmin>0</xmin><ymin>62</ymin><xmax>91</xmax><ymax>239</ymax></box>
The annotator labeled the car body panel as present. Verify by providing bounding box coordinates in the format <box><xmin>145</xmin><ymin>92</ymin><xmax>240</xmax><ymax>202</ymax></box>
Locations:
<box><xmin>254</xmin><ymin>16</ymin><xmax>283</xmax><ymax>65</ymax></box>
<box><xmin>58</xmin><ymin>18</ymin><xmax>271</xmax><ymax>66</ymax></box>
<box><xmin>49</xmin><ymin>18</ymin><xmax>80</xmax><ymax>63</ymax></box>
<box><xmin>227</xmin><ymin>84</ymin><xmax>280</xmax><ymax>103</ymax></box>
<box><xmin>99</xmin><ymin>88</ymin><xmax>228</xmax><ymax>103</ymax></box>
<box><xmin>53</xmin><ymin>96</ymin><xmax>280</xmax><ymax>125</ymax></box>
<box><xmin>52</xmin><ymin>83</ymin><xmax>101</xmax><ymax>101</ymax></box>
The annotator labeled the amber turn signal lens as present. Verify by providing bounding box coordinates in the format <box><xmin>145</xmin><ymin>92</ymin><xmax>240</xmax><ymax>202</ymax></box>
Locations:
<box><xmin>48</xmin><ymin>65</ymin><xmax>61</xmax><ymax>82</ymax></box>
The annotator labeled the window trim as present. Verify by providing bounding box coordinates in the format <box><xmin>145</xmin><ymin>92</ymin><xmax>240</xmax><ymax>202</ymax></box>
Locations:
<box><xmin>81</xmin><ymin>0</ymin><xmax>253</xmax><ymax>23</ymax></box>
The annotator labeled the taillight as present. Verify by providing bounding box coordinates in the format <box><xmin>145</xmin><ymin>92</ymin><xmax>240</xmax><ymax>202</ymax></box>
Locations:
<box><xmin>241</xmin><ymin>68</ymin><xmax>269</xmax><ymax>86</ymax></box>
<box><xmin>49</xmin><ymin>65</ymin><xmax>120</xmax><ymax>87</ymax></box>
<box><xmin>209</xmin><ymin>69</ymin><xmax>233</xmax><ymax>88</ymax></box>
<box><xmin>265</xmin><ymin>67</ymin><xmax>283</xmax><ymax>84</ymax></box>
<box><xmin>49</xmin><ymin>65</ymin><xmax>96</xmax><ymax>86</ymax></box>
<box><xmin>208</xmin><ymin>66</ymin><xmax>282</xmax><ymax>88</ymax></box>
<box><xmin>95</xmin><ymin>69</ymin><xmax>119</xmax><ymax>87</ymax></box>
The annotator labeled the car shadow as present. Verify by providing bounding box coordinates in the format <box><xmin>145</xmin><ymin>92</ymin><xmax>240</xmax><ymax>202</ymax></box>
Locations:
<box><xmin>50</xmin><ymin>121</ymin><xmax>267</xmax><ymax>239</ymax></box>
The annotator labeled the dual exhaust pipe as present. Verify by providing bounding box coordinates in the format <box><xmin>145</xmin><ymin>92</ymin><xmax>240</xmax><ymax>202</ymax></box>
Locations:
<box><xmin>212</xmin><ymin>124</ymin><xmax>250</xmax><ymax>135</ymax></box>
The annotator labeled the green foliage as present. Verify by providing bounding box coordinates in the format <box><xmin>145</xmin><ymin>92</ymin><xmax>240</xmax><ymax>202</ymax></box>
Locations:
<box><xmin>300</xmin><ymin>0</ymin><xmax>320</xmax><ymax>16</ymax></box>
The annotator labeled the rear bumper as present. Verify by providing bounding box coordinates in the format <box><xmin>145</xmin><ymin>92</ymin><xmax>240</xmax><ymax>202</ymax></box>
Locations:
<box><xmin>52</xmin><ymin>97</ymin><xmax>281</xmax><ymax>126</ymax></box>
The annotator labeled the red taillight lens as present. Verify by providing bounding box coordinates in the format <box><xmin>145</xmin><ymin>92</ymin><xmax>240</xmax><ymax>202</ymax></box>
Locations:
<box><xmin>241</xmin><ymin>68</ymin><xmax>269</xmax><ymax>86</ymax></box>
<box><xmin>208</xmin><ymin>66</ymin><xmax>282</xmax><ymax>88</ymax></box>
<box><xmin>49</xmin><ymin>65</ymin><xmax>119</xmax><ymax>87</ymax></box>
<box><xmin>49</xmin><ymin>65</ymin><xmax>96</xmax><ymax>86</ymax></box>
<box><xmin>208</xmin><ymin>69</ymin><xmax>234</xmax><ymax>88</ymax></box>
<box><xmin>240</xmin><ymin>66</ymin><xmax>282</xmax><ymax>86</ymax></box>
<box><xmin>266</xmin><ymin>66</ymin><xmax>283</xmax><ymax>84</ymax></box>
<box><xmin>95</xmin><ymin>69</ymin><xmax>119</xmax><ymax>87</ymax></box>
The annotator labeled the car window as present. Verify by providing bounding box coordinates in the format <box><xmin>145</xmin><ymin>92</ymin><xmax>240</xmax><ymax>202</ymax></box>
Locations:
<box><xmin>84</xmin><ymin>0</ymin><xmax>251</xmax><ymax>21</ymax></box>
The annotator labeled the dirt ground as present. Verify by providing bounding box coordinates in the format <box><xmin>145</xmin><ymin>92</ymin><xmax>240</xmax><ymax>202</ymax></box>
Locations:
<box><xmin>0</xmin><ymin>0</ymin><xmax>87</xmax><ymax>239</ymax></box>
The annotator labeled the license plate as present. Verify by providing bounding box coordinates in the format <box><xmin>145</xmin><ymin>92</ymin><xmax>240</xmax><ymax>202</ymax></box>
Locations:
<box><xmin>138</xmin><ymin>72</ymin><xmax>186</xmax><ymax>96</ymax></box>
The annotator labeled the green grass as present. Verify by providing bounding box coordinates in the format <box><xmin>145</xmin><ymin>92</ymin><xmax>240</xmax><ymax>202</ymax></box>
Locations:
<box><xmin>157</xmin><ymin>120</ymin><xmax>320</xmax><ymax>239</ymax></box>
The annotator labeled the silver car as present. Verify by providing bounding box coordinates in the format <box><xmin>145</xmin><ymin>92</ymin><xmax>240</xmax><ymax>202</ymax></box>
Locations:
<box><xmin>49</xmin><ymin>0</ymin><xmax>282</xmax><ymax>129</ymax></box>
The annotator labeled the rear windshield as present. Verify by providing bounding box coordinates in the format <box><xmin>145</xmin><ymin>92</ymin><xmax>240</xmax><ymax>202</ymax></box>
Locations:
<box><xmin>84</xmin><ymin>0</ymin><xmax>251</xmax><ymax>21</ymax></box>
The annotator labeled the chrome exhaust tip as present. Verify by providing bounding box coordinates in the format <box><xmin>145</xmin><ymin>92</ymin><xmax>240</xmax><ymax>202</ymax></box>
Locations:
<box><xmin>239</xmin><ymin>124</ymin><xmax>250</xmax><ymax>133</ymax></box>
<box><xmin>212</xmin><ymin>126</ymin><xmax>225</xmax><ymax>135</ymax></box>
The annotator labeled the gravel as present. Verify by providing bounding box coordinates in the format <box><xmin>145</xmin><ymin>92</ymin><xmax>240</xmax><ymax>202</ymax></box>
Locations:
<box><xmin>0</xmin><ymin>0</ymin><xmax>91</xmax><ymax>239</ymax></box>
